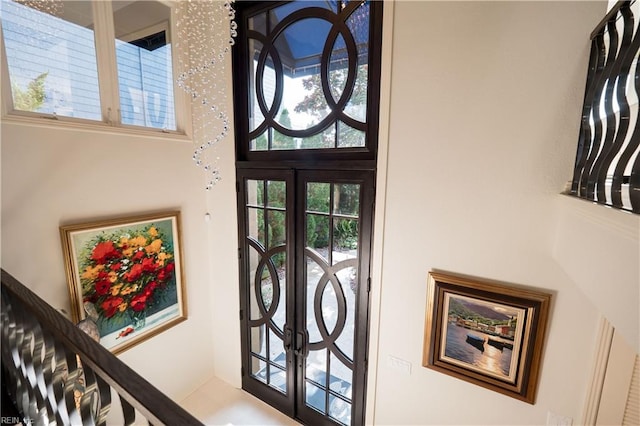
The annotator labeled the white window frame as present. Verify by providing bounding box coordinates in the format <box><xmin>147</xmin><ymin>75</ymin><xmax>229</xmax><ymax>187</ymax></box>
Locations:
<box><xmin>0</xmin><ymin>0</ymin><xmax>191</xmax><ymax>140</ymax></box>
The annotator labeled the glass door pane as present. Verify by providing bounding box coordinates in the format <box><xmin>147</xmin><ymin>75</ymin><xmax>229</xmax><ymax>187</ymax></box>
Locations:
<box><xmin>239</xmin><ymin>170</ymin><xmax>295</xmax><ymax>416</ymax></box>
<box><xmin>246</xmin><ymin>178</ymin><xmax>288</xmax><ymax>393</ymax></box>
<box><xmin>303</xmin><ymin>180</ymin><xmax>361</xmax><ymax>426</ymax></box>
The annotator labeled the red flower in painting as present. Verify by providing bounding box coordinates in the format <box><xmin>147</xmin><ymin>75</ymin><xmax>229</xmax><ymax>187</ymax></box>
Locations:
<box><xmin>143</xmin><ymin>281</ymin><xmax>157</xmax><ymax>298</ymax></box>
<box><xmin>130</xmin><ymin>294</ymin><xmax>147</xmax><ymax>312</ymax></box>
<box><xmin>101</xmin><ymin>296</ymin><xmax>124</xmax><ymax>318</ymax></box>
<box><xmin>109</xmin><ymin>262</ymin><xmax>122</xmax><ymax>272</ymax></box>
<box><xmin>141</xmin><ymin>257</ymin><xmax>156</xmax><ymax>273</ymax></box>
<box><xmin>157</xmin><ymin>262</ymin><xmax>175</xmax><ymax>282</ymax></box>
<box><xmin>132</xmin><ymin>250</ymin><xmax>145</xmax><ymax>261</ymax></box>
<box><xmin>91</xmin><ymin>241</ymin><xmax>120</xmax><ymax>264</ymax></box>
<box><xmin>95</xmin><ymin>279</ymin><xmax>111</xmax><ymax>296</ymax></box>
<box><xmin>124</xmin><ymin>263</ymin><xmax>143</xmax><ymax>282</ymax></box>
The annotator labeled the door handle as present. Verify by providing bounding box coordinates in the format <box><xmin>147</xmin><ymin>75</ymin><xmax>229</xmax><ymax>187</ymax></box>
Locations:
<box><xmin>284</xmin><ymin>327</ymin><xmax>293</xmax><ymax>351</ymax></box>
<box><xmin>294</xmin><ymin>331</ymin><xmax>307</xmax><ymax>368</ymax></box>
<box><xmin>294</xmin><ymin>331</ymin><xmax>305</xmax><ymax>356</ymax></box>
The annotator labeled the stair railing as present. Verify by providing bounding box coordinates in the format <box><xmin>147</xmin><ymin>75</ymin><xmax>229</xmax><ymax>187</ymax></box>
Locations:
<box><xmin>570</xmin><ymin>0</ymin><xmax>640</xmax><ymax>214</ymax></box>
<box><xmin>1</xmin><ymin>269</ymin><xmax>202</xmax><ymax>425</ymax></box>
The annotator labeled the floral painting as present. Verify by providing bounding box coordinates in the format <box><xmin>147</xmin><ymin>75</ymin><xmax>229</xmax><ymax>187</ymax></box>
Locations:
<box><xmin>61</xmin><ymin>212</ymin><xmax>186</xmax><ymax>353</ymax></box>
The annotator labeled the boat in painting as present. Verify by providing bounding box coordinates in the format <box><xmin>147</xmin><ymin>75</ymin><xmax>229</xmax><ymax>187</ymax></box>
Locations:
<box><xmin>465</xmin><ymin>333</ymin><xmax>485</xmax><ymax>352</ymax></box>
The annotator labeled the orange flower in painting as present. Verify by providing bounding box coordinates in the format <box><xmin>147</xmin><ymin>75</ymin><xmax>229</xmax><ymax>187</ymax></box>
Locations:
<box><xmin>157</xmin><ymin>252</ymin><xmax>172</xmax><ymax>266</ymax></box>
<box><xmin>148</xmin><ymin>227</ymin><xmax>158</xmax><ymax>238</ymax></box>
<box><xmin>144</xmin><ymin>239</ymin><xmax>162</xmax><ymax>255</ymax></box>
<box><xmin>128</xmin><ymin>235</ymin><xmax>147</xmax><ymax>248</ymax></box>
<box><xmin>110</xmin><ymin>284</ymin><xmax>123</xmax><ymax>296</ymax></box>
<box><xmin>120</xmin><ymin>285</ymin><xmax>138</xmax><ymax>296</ymax></box>
<box><xmin>81</xmin><ymin>264</ymin><xmax>105</xmax><ymax>280</ymax></box>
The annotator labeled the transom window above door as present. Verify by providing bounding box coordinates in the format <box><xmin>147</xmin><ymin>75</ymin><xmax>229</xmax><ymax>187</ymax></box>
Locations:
<box><xmin>235</xmin><ymin>0</ymin><xmax>381</xmax><ymax>160</ymax></box>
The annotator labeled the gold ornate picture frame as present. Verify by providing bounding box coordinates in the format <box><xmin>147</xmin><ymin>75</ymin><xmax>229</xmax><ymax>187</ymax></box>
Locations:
<box><xmin>60</xmin><ymin>211</ymin><xmax>187</xmax><ymax>354</ymax></box>
<box><xmin>423</xmin><ymin>271</ymin><xmax>551</xmax><ymax>404</ymax></box>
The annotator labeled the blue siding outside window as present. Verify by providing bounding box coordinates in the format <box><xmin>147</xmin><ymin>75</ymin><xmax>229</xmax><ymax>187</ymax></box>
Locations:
<box><xmin>1</xmin><ymin>0</ymin><xmax>177</xmax><ymax>131</ymax></box>
<box><xmin>1</xmin><ymin>0</ymin><xmax>102</xmax><ymax>120</ymax></box>
<box><xmin>116</xmin><ymin>40</ymin><xmax>176</xmax><ymax>130</ymax></box>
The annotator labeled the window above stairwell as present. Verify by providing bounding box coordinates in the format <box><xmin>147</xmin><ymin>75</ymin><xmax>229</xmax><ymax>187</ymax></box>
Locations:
<box><xmin>0</xmin><ymin>0</ymin><xmax>188</xmax><ymax>136</ymax></box>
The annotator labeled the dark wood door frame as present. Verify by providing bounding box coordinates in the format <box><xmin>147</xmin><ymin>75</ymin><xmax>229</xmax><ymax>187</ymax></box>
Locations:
<box><xmin>233</xmin><ymin>1</ymin><xmax>383</xmax><ymax>424</ymax></box>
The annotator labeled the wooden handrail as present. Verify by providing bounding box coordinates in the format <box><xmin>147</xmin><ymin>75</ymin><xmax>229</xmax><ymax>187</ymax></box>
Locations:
<box><xmin>590</xmin><ymin>1</ymin><xmax>628</xmax><ymax>39</ymax></box>
<box><xmin>1</xmin><ymin>268</ymin><xmax>203</xmax><ymax>425</ymax></box>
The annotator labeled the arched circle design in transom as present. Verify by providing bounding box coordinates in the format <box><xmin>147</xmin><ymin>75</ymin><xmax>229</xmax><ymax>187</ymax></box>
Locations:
<box><xmin>247</xmin><ymin>2</ymin><xmax>368</xmax><ymax>143</ymax></box>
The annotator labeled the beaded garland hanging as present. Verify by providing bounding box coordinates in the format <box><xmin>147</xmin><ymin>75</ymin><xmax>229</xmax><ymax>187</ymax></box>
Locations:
<box><xmin>174</xmin><ymin>0</ymin><xmax>237</xmax><ymax>190</ymax></box>
<box><xmin>9</xmin><ymin>0</ymin><xmax>237</xmax><ymax>190</ymax></box>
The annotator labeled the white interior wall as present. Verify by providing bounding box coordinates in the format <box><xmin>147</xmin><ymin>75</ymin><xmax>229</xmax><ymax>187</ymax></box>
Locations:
<box><xmin>553</xmin><ymin>196</ymin><xmax>639</xmax><ymax>352</ymax></box>
<box><xmin>0</xmin><ymin>123</ymin><xmax>217</xmax><ymax>401</ymax></box>
<box><xmin>370</xmin><ymin>1</ymin><xmax>630</xmax><ymax>425</ymax></box>
<box><xmin>205</xmin><ymin>110</ymin><xmax>242</xmax><ymax>388</ymax></box>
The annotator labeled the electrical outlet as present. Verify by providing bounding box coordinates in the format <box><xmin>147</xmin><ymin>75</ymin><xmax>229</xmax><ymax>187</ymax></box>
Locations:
<box><xmin>547</xmin><ymin>411</ymin><xmax>572</xmax><ymax>426</ymax></box>
<box><xmin>387</xmin><ymin>355</ymin><xmax>412</xmax><ymax>375</ymax></box>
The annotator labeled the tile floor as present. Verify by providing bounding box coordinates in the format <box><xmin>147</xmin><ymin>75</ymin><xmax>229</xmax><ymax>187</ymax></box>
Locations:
<box><xmin>180</xmin><ymin>376</ymin><xmax>301</xmax><ymax>426</ymax></box>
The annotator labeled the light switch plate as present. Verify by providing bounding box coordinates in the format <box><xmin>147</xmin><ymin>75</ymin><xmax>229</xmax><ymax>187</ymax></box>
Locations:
<box><xmin>387</xmin><ymin>355</ymin><xmax>412</xmax><ymax>375</ymax></box>
<box><xmin>547</xmin><ymin>411</ymin><xmax>573</xmax><ymax>426</ymax></box>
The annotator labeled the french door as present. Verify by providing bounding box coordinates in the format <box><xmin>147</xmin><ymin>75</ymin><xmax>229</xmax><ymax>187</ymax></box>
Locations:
<box><xmin>233</xmin><ymin>1</ymin><xmax>382</xmax><ymax>423</ymax></box>
<box><xmin>237</xmin><ymin>168</ymin><xmax>374</xmax><ymax>425</ymax></box>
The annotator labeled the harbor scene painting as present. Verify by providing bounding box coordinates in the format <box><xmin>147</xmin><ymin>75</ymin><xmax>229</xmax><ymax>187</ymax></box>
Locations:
<box><xmin>423</xmin><ymin>271</ymin><xmax>551</xmax><ymax>403</ymax></box>
<box><xmin>440</xmin><ymin>293</ymin><xmax>525</xmax><ymax>383</ymax></box>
